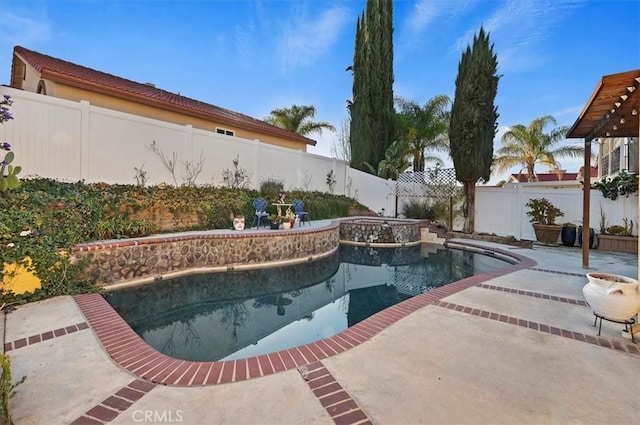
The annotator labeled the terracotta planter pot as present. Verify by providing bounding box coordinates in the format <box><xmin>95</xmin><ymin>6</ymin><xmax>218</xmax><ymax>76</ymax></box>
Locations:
<box><xmin>532</xmin><ymin>224</ymin><xmax>562</xmax><ymax>245</ymax></box>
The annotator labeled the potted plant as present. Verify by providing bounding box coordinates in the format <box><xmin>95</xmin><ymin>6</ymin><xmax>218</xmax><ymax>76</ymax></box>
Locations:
<box><xmin>578</xmin><ymin>226</ymin><xmax>596</xmax><ymax>249</ymax></box>
<box><xmin>561</xmin><ymin>222</ymin><xmax>577</xmax><ymax>247</ymax></box>
<box><xmin>525</xmin><ymin>198</ymin><xmax>564</xmax><ymax>245</ymax></box>
<box><xmin>269</xmin><ymin>214</ymin><xmax>281</xmax><ymax>230</ymax></box>
<box><xmin>284</xmin><ymin>208</ymin><xmax>296</xmax><ymax>229</ymax></box>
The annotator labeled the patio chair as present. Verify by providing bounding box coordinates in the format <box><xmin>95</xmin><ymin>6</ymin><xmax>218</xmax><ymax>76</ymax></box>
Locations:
<box><xmin>292</xmin><ymin>198</ymin><xmax>310</xmax><ymax>226</ymax></box>
<box><xmin>252</xmin><ymin>197</ymin><xmax>269</xmax><ymax>228</ymax></box>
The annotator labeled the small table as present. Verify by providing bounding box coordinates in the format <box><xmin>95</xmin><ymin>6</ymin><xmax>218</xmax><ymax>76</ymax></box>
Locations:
<box><xmin>272</xmin><ymin>203</ymin><xmax>293</xmax><ymax>218</ymax></box>
<box><xmin>592</xmin><ymin>312</ymin><xmax>636</xmax><ymax>342</ymax></box>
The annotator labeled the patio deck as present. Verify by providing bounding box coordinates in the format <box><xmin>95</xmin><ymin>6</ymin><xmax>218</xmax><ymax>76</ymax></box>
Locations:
<box><xmin>3</xmin><ymin>238</ymin><xmax>638</xmax><ymax>425</ymax></box>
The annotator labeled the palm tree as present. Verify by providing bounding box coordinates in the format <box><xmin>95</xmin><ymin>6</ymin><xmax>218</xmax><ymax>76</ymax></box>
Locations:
<box><xmin>264</xmin><ymin>105</ymin><xmax>336</xmax><ymax>137</ymax></box>
<box><xmin>394</xmin><ymin>95</ymin><xmax>451</xmax><ymax>172</ymax></box>
<box><xmin>364</xmin><ymin>140</ymin><xmax>411</xmax><ymax>179</ymax></box>
<box><xmin>494</xmin><ymin>115</ymin><xmax>584</xmax><ymax>182</ymax></box>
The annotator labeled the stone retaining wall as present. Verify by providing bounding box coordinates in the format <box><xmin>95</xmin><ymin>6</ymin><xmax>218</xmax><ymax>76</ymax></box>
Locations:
<box><xmin>72</xmin><ymin>224</ymin><xmax>340</xmax><ymax>287</ymax></box>
<box><xmin>339</xmin><ymin>218</ymin><xmax>426</xmax><ymax>244</ymax></box>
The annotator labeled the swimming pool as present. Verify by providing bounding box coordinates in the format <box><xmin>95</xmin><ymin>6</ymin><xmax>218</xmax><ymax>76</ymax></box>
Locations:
<box><xmin>105</xmin><ymin>244</ymin><xmax>513</xmax><ymax>362</ymax></box>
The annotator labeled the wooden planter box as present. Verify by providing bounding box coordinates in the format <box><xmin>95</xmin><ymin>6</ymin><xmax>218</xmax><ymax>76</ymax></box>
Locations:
<box><xmin>597</xmin><ymin>234</ymin><xmax>638</xmax><ymax>254</ymax></box>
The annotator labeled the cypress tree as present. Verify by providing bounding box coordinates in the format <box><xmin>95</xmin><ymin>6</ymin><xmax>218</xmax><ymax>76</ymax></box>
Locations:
<box><xmin>449</xmin><ymin>26</ymin><xmax>500</xmax><ymax>233</ymax></box>
<box><xmin>349</xmin><ymin>0</ymin><xmax>394</xmax><ymax>172</ymax></box>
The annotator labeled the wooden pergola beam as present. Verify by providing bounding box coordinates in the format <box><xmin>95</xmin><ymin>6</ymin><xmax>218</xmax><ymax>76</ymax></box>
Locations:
<box><xmin>567</xmin><ymin>69</ymin><xmax>640</xmax><ymax>269</ymax></box>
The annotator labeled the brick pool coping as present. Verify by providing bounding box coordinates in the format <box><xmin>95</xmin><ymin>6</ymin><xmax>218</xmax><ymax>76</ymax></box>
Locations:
<box><xmin>67</xmin><ymin>242</ymin><xmax>537</xmax><ymax>388</ymax></box>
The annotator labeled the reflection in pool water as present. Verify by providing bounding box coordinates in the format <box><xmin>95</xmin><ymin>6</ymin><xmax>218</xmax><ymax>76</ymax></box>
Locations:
<box><xmin>105</xmin><ymin>244</ymin><xmax>511</xmax><ymax>361</ymax></box>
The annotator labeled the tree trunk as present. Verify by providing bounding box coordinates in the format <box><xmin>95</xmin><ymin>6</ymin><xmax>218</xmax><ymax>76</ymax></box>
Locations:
<box><xmin>463</xmin><ymin>180</ymin><xmax>475</xmax><ymax>233</ymax></box>
<box><xmin>527</xmin><ymin>164</ymin><xmax>537</xmax><ymax>182</ymax></box>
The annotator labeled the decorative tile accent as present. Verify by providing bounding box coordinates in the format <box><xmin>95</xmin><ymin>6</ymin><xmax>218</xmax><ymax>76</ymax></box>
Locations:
<box><xmin>4</xmin><ymin>322</ymin><xmax>89</xmax><ymax>352</ymax></box>
<box><xmin>477</xmin><ymin>284</ymin><xmax>589</xmax><ymax>306</ymax></box>
<box><xmin>435</xmin><ymin>301</ymin><xmax>639</xmax><ymax>356</ymax></box>
<box><xmin>69</xmin><ymin>379</ymin><xmax>156</xmax><ymax>424</ymax></box>
<box><xmin>298</xmin><ymin>361</ymin><xmax>372</xmax><ymax>425</ymax></box>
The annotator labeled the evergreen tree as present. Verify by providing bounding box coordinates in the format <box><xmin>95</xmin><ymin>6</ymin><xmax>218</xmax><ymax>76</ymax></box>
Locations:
<box><xmin>348</xmin><ymin>0</ymin><xmax>394</xmax><ymax>173</ymax></box>
<box><xmin>449</xmin><ymin>26</ymin><xmax>500</xmax><ymax>233</ymax></box>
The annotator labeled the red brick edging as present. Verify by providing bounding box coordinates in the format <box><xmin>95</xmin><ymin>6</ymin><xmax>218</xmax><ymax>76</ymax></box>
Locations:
<box><xmin>299</xmin><ymin>361</ymin><xmax>373</xmax><ymax>425</ymax></box>
<box><xmin>4</xmin><ymin>322</ymin><xmax>89</xmax><ymax>353</ymax></box>
<box><xmin>71</xmin><ymin>245</ymin><xmax>533</xmax><ymax>387</ymax></box>
<box><xmin>69</xmin><ymin>379</ymin><xmax>156</xmax><ymax>424</ymax></box>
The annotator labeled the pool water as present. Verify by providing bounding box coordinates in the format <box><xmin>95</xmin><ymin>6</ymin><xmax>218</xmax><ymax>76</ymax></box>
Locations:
<box><xmin>105</xmin><ymin>244</ymin><xmax>511</xmax><ymax>362</ymax></box>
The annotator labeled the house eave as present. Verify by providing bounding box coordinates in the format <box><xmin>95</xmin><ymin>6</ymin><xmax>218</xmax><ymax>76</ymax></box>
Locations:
<box><xmin>39</xmin><ymin>69</ymin><xmax>317</xmax><ymax>147</ymax></box>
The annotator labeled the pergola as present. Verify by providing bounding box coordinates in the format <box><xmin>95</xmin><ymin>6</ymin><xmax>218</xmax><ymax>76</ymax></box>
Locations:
<box><xmin>566</xmin><ymin>69</ymin><xmax>640</xmax><ymax>268</ymax></box>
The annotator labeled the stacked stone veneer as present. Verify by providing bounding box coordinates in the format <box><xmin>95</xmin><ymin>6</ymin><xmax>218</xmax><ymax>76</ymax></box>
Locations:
<box><xmin>339</xmin><ymin>218</ymin><xmax>426</xmax><ymax>245</ymax></box>
<box><xmin>72</xmin><ymin>223</ymin><xmax>340</xmax><ymax>287</ymax></box>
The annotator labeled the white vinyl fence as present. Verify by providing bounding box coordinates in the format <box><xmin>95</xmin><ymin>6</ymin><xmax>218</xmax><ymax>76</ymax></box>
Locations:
<box><xmin>0</xmin><ymin>86</ymin><xmax>396</xmax><ymax>216</ymax></box>
<box><xmin>475</xmin><ymin>185</ymin><xmax>638</xmax><ymax>241</ymax></box>
<box><xmin>4</xmin><ymin>86</ymin><xmax>635</xmax><ymax>233</ymax></box>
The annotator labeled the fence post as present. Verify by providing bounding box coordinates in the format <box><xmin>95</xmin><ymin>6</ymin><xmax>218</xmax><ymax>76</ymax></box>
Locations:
<box><xmin>449</xmin><ymin>196</ymin><xmax>454</xmax><ymax>231</ymax></box>
<box><xmin>80</xmin><ymin>100</ymin><xmax>90</xmax><ymax>182</ymax></box>
<box><xmin>252</xmin><ymin>139</ymin><xmax>260</xmax><ymax>191</ymax></box>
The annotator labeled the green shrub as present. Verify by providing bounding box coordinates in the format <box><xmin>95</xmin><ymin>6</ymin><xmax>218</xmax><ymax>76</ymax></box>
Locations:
<box><xmin>0</xmin><ymin>352</ymin><xmax>26</xmax><ymax>425</ymax></box>
<box><xmin>259</xmin><ymin>178</ymin><xmax>284</xmax><ymax>200</ymax></box>
<box><xmin>1</xmin><ymin>178</ymin><xmax>370</xmax><ymax>305</ymax></box>
<box><xmin>402</xmin><ymin>198</ymin><xmax>448</xmax><ymax>220</ymax></box>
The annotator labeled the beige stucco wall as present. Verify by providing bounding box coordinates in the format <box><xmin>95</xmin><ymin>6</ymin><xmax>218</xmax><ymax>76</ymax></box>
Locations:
<box><xmin>54</xmin><ymin>83</ymin><xmax>307</xmax><ymax>151</ymax></box>
<box><xmin>16</xmin><ymin>60</ymin><xmax>42</xmax><ymax>93</ymax></box>
<box><xmin>18</xmin><ymin>60</ymin><xmax>307</xmax><ymax>152</ymax></box>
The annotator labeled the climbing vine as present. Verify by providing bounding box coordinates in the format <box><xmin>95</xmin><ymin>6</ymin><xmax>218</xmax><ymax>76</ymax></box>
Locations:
<box><xmin>592</xmin><ymin>170</ymin><xmax>639</xmax><ymax>200</ymax></box>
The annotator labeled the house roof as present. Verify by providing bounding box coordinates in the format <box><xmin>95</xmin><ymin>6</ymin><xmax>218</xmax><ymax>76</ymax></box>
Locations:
<box><xmin>11</xmin><ymin>46</ymin><xmax>316</xmax><ymax>147</ymax></box>
<box><xmin>567</xmin><ymin>69</ymin><xmax>640</xmax><ymax>141</ymax></box>
<box><xmin>508</xmin><ymin>172</ymin><xmax>580</xmax><ymax>183</ymax></box>
<box><xmin>578</xmin><ymin>166</ymin><xmax>598</xmax><ymax>177</ymax></box>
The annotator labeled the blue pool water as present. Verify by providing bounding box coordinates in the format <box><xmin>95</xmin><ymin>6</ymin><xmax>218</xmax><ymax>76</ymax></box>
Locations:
<box><xmin>105</xmin><ymin>244</ymin><xmax>512</xmax><ymax>362</ymax></box>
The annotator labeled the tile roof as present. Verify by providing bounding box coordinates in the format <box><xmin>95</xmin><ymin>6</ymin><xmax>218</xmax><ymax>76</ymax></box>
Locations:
<box><xmin>508</xmin><ymin>172</ymin><xmax>580</xmax><ymax>183</ymax></box>
<box><xmin>12</xmin><ymin>46</ymin><xmax>316</xmax><ymax>146</ymax></box>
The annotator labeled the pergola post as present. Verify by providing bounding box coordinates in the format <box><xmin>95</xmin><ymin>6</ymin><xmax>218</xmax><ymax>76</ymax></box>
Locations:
<box><xmin>582</xmin><ymin>139</ymin><xmax>592</xmax><ymax>268</ymax></box>
<box><xmin>566</xmin><ymin>69</ymin><xmax>640</xmax><ymax>270</ymax></box>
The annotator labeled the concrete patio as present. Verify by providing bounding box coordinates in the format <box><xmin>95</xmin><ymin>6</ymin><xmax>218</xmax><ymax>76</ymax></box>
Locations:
<box><xmin>3</xmin><ymin>240</ymin><xmax>638</xmax><ymax>425</ymax></box>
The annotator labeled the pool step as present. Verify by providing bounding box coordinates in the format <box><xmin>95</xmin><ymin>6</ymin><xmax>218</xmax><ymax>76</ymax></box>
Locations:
<box><xmin>420</xmin><ymin>222</ymin><xmax>450</xmax><ymax>244</ymax></box>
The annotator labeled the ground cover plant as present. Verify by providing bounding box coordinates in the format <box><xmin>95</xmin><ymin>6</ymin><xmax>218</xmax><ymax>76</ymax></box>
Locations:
<box><xmin>0</xmin><ymin>178</ymin><xmax>369</xmax><ymax>306</ymax></box>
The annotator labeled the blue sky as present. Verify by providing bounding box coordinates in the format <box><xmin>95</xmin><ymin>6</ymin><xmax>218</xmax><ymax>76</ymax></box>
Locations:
<box><xmin>0</xmin><ymin>0</ymin><xmax>639</xmax><ymax>184</ymax></box>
